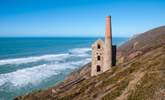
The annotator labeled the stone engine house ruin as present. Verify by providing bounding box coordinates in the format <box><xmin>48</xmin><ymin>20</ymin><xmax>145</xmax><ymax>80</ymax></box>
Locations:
<box><xmin>91</xmin><ymin>16</ymin><xmax>116</xmax><ymax>76</ymax></box>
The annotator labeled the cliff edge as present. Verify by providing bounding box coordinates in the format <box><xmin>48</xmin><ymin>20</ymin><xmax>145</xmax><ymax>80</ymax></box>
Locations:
<box><xmin>15</xmin><ymin>26</ymin><xmax>165</xmax><ymax>100</ymax></box>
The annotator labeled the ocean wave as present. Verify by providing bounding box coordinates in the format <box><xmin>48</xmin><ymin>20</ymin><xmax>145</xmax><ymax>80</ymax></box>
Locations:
<box><xmin>0</xmin><ymin>48</ymin><xmax>91</xmax><ymax>66</ymax></box>
<box><xmin>0</xmin><ymin>54</ymin><xmax>69</xmax><ymax>66</ymax></box>
<box><xmin>0</xmin><ymin>58</ymin><xmax>91</xmax><ymax>88</ymax></box>
<box><xmin>69</xmin><ymin>48</ymin><xmax>91</xmax><ymax>54</ymax></box>
<box><xmin>69</xmin><ymin>48</ymin><xmax>91</xmax><ymax>57</ymax></box>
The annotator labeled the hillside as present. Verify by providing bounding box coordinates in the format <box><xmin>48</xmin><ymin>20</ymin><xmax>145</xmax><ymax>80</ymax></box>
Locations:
<box><xmin>117</xmin><ymin>26</ymin><xmax>165</xmax><ymax>63</ymax></box>
<box><xmin>15</xmin><ymin>26</ymin><xmax>165</xmax><ymax>100</ymax></box>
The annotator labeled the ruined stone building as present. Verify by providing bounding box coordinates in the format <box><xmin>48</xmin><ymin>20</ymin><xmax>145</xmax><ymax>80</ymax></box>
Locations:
<box><xmin>91</xmin><ymin>16</ymin><xmax>116</xmax><ymax>76</ymax></box>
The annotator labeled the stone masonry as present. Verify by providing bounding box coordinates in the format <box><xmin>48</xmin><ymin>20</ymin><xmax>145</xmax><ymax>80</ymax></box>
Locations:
<box><xmin>91</xmin><ymin>16</ymin><xmax>113</xmax><ymax>76</ymax></box>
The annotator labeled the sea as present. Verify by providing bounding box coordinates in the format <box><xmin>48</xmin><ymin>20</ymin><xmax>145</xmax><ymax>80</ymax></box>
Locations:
<box><xmin>0</xmin><ymin>37</ymin><xmax>128</xmax><ymax>100</ymax></box>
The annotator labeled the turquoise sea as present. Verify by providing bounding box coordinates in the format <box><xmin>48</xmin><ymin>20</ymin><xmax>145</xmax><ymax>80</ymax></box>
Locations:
<box><xmin>0</xmin><ymin>37</ymin><xmax>128</xmax><ymax>100</ymax></box>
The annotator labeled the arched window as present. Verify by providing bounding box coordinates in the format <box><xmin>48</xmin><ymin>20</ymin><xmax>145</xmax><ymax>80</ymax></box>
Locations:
<box><xmin>97</xmin><ymin>65</ymin><xmax>101</xmax><ymax>72</ymax></box>
<box><xmin>97</xmin><ymin>56</ymin><xmax>101</xmax><ymax>60</ymax></box>
<box><xmin>97</xmin><ymin>44</ymin><xmax>101</xmax><ymax>49</ymax></box>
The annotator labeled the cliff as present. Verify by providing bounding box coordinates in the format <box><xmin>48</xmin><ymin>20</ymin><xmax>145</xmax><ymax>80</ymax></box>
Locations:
<box><xmin>15</xmin><ymin>26</ymin><xmax>165</xmax><ymax>100</ymax></box>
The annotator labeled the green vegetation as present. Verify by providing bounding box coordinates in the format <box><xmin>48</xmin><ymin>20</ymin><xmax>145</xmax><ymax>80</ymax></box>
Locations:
<box><xmin>102</xmin><ymin>79</ymin><xmax>129</xmax><ymax>100</ymax></box>
<box><xmin>101</xmin><ymin>61</ymin><xmax>140</xmax><ymax>87</ymax></box>
<box><xmin>128</xmin><ymin>72</ymin><xmax>163</xmax><ymax>100</ymax></box>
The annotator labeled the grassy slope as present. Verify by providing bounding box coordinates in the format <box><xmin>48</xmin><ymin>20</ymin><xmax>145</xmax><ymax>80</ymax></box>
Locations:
<box><xmin>55</xmin><ymin>46</ymin><xmax>165</xmax><ymax>100</ymax></box>
<box><xmin>15</xmin><ymin>26</ymin><xmax>165</xmax><ymax>100</ymax></box>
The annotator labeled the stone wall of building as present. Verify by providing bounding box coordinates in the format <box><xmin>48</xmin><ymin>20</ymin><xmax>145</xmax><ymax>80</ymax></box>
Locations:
<box><xmin>91</xmin><ymin>39</ymin><xmax>104</xmax><ymax>76</ymax></box>
<box><xmin>91</xmin><ymin>16</ymin><xmax>113</xmax><ymax>76</ymax></box>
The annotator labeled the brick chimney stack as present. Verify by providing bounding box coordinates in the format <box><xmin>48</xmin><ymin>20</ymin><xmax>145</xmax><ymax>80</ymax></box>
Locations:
<box><xmin>103</xmin><ymin>16</ymin><xmax>112</xmax><ymax>71</ymax></box>
<box><xmin>105</xmin><ymin>16</ymin><xmax>112</xmax><ymax>39</ymax></box>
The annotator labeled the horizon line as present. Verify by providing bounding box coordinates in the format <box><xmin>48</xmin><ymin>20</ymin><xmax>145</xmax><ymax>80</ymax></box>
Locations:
<box><xmin>0</xmin><ymin>36</ymin><xmax>129</xmax><ymax>38</ymax></box>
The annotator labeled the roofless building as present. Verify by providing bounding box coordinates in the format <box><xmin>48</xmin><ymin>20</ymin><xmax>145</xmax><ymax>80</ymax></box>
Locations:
<box><xmin>91</xmin><ymin>16</ymin><xmax>116</xmax><ymax>76</ymax></box>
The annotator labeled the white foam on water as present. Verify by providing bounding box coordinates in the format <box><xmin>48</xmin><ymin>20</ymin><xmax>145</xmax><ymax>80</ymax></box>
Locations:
<box><xmin>69</xmin><ymin>48</ymin><xmax>91</xmax><ymax>54</ymax></box>
<box><xmin>0</xmin><ymin>54</ymin><xmax>69</xmax><ymax>66</ymax></box>
<box><xmin>0</xmin><ymin>48</ymin><xmax>91</xmax><ymax>66</ymax></box>
<box><xmin>69</xmin><ymin>48</ymin><xmax>91</xmax><ymax>57</ymax></box>
<box><xmin>0</xmin><ymin>58</ymin><xmax>91</xmax><ymax>88</ymax></box>
<box><xmin>0</xmin><ymin>47</ymin><xmax>91</xmax><ymax>91</ymax></box>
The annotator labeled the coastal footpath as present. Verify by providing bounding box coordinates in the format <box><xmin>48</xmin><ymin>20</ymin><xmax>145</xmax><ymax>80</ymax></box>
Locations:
<box><xmin>15</xmin><ymin>26</ymin><xmax>165</xmax><ymax>100</ymax></box>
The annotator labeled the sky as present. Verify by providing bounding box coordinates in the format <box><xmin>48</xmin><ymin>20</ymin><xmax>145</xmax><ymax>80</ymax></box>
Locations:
<box><xmin>0</xmin><ymin>0</ymin><xmax>165</xmax><ymax>37</ymax></box>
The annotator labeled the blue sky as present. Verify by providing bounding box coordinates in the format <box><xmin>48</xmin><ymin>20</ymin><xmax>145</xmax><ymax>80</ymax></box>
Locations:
<box><xmin>0</xmin><ymin>0</ymin><xmax>165</xmax><ymax>37</ymax></box>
